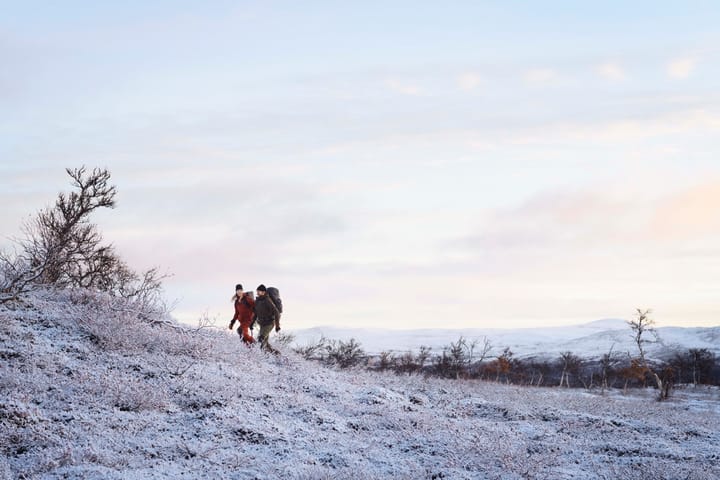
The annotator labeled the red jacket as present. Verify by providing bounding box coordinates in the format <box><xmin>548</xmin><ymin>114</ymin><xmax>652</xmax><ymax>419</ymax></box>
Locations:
<box><xmin>232</xmin><ymin>294</ymin><xmax>255</xmax><ymax>324</ymax></box>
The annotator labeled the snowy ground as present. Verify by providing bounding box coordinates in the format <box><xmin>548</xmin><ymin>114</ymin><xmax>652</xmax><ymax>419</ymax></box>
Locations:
<box><xmin>1</xmin><ymin>290</ymin><xmax>719</xmax><ymax>479</ymax></box>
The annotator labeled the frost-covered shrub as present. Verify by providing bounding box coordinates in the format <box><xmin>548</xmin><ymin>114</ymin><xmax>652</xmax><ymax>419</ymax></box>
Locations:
<box><xmin>149</xmin><ymin>327</ymin><xmax>212</xmax><ymax>359</ymax></box>
<box><xmin>0</xmin><ymin>400</ymin><xmax>51</xmax><ymax>457</ymax></box>
<box><xmin>76</xmin><ymin>309</ymin><xmax>150</xmax><ymax>351</ymax></box>
<box><xmin>275</xmin><ymin>331</ymin><xmax>296</xmax><ymax>347</ymax></box>
<box><xmin>70</xmin><ymin>289</ymin><xmax>199</xmax><ymax>359</ymax></box>
<box><xmin>293</xmin><ymin>335</ymin><xmax>373</xmax><ymax>367</ymax></box>
<box><xmin>293</xmin><ymin>335</ymin><xmax>329</xmax><ymax>360</ymax></box>
<box><xmin>325</xmin><ymin>338</ymin><xmax>366</xmax><ymax>368</ymax></box>
<box><xmin>100</xmin><ymin>375</ymin><xmax>168</xmax><ymax>412</ymax></box>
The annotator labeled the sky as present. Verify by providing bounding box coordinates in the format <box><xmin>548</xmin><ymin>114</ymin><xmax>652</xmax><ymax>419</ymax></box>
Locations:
<box><xmin>2</xmin><ymin>1</ymin><xmax>720</xmax><ymax>329</ymax></box>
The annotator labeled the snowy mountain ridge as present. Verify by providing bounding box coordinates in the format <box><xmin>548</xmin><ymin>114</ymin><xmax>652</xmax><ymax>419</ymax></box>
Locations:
<box><xmin>290</xmin><ymin>319</ymin><xmax>720</xmax><ymax>359</ymax></box>
<box><xmin>1</xmin><ymin>290</ymin><xmax>719</xmax><ymax>479</ymax></box>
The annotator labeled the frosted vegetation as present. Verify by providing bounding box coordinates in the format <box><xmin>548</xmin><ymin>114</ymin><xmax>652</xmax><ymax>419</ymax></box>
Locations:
<box><xmin>292</xmin><ymin>327</ymin><xmax>720</xmax><ymax>396</ymax></box>
<box><xmin>1</xmin><ymin>168</ymin><xmax>719</xmax><ymax>478</ymax></box>
<box><xmin>1</xmin><ymin>289</ymin><xmax>719</xmax><ymax>479</ymax></box>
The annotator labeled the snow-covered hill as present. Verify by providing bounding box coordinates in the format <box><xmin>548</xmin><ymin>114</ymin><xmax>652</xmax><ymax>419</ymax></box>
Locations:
<box><xmin>290</xmin><ymin>320</ymin><xmax>720</xmax><ymax>359</ymax></box>
<box><xmin>2</xmin><ymin>290</ymin><xmax>719</xmax><ymax>479</ymax></box>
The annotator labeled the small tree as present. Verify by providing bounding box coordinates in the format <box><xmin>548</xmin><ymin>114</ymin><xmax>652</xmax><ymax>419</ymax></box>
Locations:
<box><xmin>599</xmin><ymin>344</ymin><xmax>620</xmax><ymax>393</ymax></box>
<box><xmin>416</xmin><ymin>345</ymin><xmax>431</xmax><ymax>372</ymax></box>
<box><xmin>396</xmin><ymin>351</ymin><xmax>418</xmax><ymax>375</ymax></box>
<box><xmin>1</xmin><ymin>167</ymin><xmax>166</xmax><ymax>309</ymax></box>
<box><xmin>558</xmin><ymin>351</ymin><xmax>582</xmax><ymax>388</ymax></box>
<box><xmin>671</xmin><ymin>348</ymin><xmax>716</xmax><ymax>386</ymax></box>
<box><xmin>526</xmin><ymin>359</ymin><xmax>551</xmax><ymax>387</ymax></box>
<box><xmin>25</xmin><ymin>167</ymin><xmax>116</xmax><ymax>287</ymax></box>
<box><xmin>627</xmin><ymin>309</ymin><xmax>668</xmax><ymax>400</ymax></box>
<box><xmin>377</xmin><ymin>351</ymin><xmax>396</xmax><ymax>371</ymax></box>
<box><xmin>619</xmin><ymin>356</ymin><xmax>649</xmax><ymax>391</ymax></box>
<box><xmin>493</xmin><ymin>347</ymin><xmax>514</xmax><ymax>383</ymax></box>
<box><xmin>687</xmin><ymin>348</ymin><xmax>715</xmax><ymax>386</ymax></box>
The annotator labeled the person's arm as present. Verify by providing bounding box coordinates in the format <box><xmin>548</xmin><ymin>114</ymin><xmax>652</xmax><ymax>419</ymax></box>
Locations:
<box><xmin>247</xmin><ymin>295</ymin><xmax>257</xmax><ymax>329</ymax></box>
<box><xmin>269</xmin><ymin>299</ymin><xmax>282</xmax><ymax>332</ymax></box>
<box><xmin>229</xmin><ymin>299</ymin><xmax>239</xmax><ymax>329</ymax></box>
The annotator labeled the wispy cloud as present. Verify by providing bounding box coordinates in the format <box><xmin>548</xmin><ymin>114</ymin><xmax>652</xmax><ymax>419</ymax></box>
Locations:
<box><xmin>667</xmin><ymin>56</ymin><xmax>698</xmax><ymax>79</ymax></box>
<box><xmin>523</xmin><ymin>68</ymin><xmax>560</xmax><ymax>85</ymax></box>
<box><xmin>384</xmin><ymin>78</ymin><xmax>424</xmax><ymax>96</ymax></box>
<box><xmin>650</xmin><ymin>180</ymin><xmax>720</xmax><ymax>237</ymax></box>
<box><xmin>457</xmin><ymin>72</ymin><xmax>483</xmax><ymax>91</ymax></box>
<box><xmin>504</xmin><ymin>109</ymin><xmax>720</xmax><ymax>145</ymax></box>
<box><xmin>595</xmin><ymin>62</ymin><xmax>626</xmax><ymax>81</ymax></box>
<box><xmin>456</xmin><ymin>178</ymin><xmax>720</xmax><ymax>259</ymax></box>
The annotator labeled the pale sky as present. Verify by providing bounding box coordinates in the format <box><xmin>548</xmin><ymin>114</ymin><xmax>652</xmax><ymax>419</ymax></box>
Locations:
<box><xmin>2</xmin><ymin>1</ymin><xmax>720</xmax><ymax>329</ymax></box>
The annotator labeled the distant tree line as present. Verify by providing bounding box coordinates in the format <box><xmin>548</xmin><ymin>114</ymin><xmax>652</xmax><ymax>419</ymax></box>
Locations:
<box><xmin>295</xmin><ymin>311</ymin><xmax>720</xmax><ymax>400</ymax></box>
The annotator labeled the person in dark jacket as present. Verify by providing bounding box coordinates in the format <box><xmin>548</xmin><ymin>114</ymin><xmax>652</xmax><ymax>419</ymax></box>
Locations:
<box><xmin>254</xmin><ymin>284</ymin><xmax>281</xmax><ymax>354</ymax></box>
<box><xmin>228</xmin><ymin>284</ymin><xmax>256</xmax><ymax>345</ymax></box>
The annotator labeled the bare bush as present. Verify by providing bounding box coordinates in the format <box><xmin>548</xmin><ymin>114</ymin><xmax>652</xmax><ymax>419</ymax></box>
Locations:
<box><xmin>275</xmin><ymin>331</ymin><xmax>296</xmax><ymax>347</ymax></box>
<box><xmin>325</xmin><ymin>338</ymin><xmax>366</xmax><ymax>368</ymax></box>
<box><xmin>1</xmin><ymin>167</ymin><xmax>166</xmax><ymax>310</ymax></box>
<box><xmin>376</xmin><ymin>351</ymin><xmax>396</xmax><ymax>371</ymax></box>
<box><xmin>76</xmin><ymin>309</ymin><xmax>148</xmax><ymax>352</ymax></box>
<box><xmin>294</xmin><ymin>336</ymin><xmax>330</xmax><ymax>361</ymax></box>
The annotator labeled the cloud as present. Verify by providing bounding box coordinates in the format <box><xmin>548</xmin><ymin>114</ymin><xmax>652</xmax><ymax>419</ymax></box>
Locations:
<box><xmin>650</xmin><ymin>180</ymin><xmax>720</xmax><ymax>237</ymax></box>
<box><xmin>457</xmin><ymin>72</ymin><xmax>483</xmax><ymax>91</ymax></box>
<box><xmin>334</xmin><ymin>107</ymin><xmax>720</xmax><ymax>157</ymax></box>
<box><xmin>595</xmin><ymin>62</ymin><xmax>626</xmax><ymax>81</ymax></box>
<box><xmin>523</xmin><ymin>68</ymin><xmax>560</xmax><ymax>85</ymax></box>
<box><xmin>504</xmin><ymin>108</ymin><xmax>720</xmax><ymax>145</ymax></box>
<box><xmin>460</xmin><ymin>189</ymin><xmax>635</xmax><ymax>252</ymax></box>
<box><xmin>456</xmin><ymin>178</ymin><xmax>720</xmax><ymax>259</ymax></box>
<box><xmin>384</xmin><ymin>78</ymin><xmax>424</xmax><ymax>96</ymax></box>
<box><xmin>667</xmin><ymin>56</ymin><xmax>698</xmax><ymax>79</ymax></box>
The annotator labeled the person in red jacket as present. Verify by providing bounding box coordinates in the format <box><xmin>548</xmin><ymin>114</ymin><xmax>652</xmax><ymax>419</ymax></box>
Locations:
<box><xmin>228</xmin><ymin>283</ymin><xmax>256</xmax><ymax>345</ymax></box>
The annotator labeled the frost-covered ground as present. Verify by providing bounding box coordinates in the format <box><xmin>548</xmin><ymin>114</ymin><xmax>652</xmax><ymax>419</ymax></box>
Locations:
<box><xmin>1</xmin><ymin>290</ymin><xmax>719</xmax><ymax>480</ymax></box>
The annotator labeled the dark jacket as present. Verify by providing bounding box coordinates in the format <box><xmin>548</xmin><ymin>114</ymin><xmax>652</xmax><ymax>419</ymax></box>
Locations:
<box><xmin>254</xmin><ymin>295</ymin><xmax>281</xmax><ymax>326</ymax></box>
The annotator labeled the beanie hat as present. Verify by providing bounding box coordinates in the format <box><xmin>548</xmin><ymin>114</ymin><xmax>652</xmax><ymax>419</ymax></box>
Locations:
<box><xmin>256</xmin><ymin>284</ymin><xmax>267</xmax><ymax>292</ymax></box>
<box><xmin>235</xmin><ymin>284</ymin><xmax>243</xmax><ymax>291</ymax></box>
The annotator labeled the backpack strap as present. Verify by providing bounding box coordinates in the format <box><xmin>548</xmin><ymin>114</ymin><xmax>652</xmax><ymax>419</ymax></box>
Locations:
<box><xmin>267</xmin><ymin>296</ymin><xmax>281</xmax><ymax>319</ymax></box>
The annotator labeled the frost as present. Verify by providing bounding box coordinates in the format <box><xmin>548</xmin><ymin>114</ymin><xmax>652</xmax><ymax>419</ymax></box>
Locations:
<box><xmin>1</xmin><ymin>289</ymin><xmax>719</xmax><ymax>479</ymax></box>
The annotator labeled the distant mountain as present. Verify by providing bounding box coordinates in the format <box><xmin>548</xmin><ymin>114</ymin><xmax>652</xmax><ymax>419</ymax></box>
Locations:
<box><xmin>289</xmin><ymin>320</ymin><xmax>720</xmax><ymax>360</ymax></box>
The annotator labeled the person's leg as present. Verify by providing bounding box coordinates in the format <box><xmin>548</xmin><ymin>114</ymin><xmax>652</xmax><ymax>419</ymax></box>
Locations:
<box><xmin>257</xmin><ymin>323</ymin><xmax>277</xmax><ymax>353</ymax></box>
<box><xmin>240</xmin><ymin>319</ymin><xmax>255</xmax><ymax>345</ymax></box>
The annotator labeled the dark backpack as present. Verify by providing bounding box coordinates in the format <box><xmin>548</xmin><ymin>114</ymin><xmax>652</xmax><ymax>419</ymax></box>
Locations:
<box><xmin>267</xmin><ymin>287</ymin><xmax>283</xmax><ymax>314</ymax></box>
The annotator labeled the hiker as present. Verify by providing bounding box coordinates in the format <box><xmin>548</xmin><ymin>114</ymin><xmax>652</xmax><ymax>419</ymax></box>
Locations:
<box><xmin>229</xmin><ymin>284</ymin><xmax>255</xmax><ymax>345</ymax></box>
<box><xmin>254</xmin><ymin>284</ymin><xmax>281</xmax><ymax>354</ymax></box>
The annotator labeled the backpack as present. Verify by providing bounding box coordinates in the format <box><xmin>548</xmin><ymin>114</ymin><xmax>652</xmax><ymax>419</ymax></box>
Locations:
<box><xmin>267</xmin><ymin>287</ymin><xmax>283</xmax><ymax>314</ymax></box>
